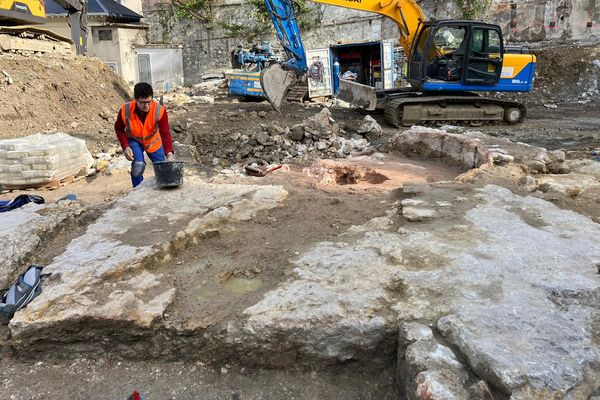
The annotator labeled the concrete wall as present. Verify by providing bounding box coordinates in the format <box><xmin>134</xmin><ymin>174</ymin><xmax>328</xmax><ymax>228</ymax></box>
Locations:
<box><xmin>92</xmin><ymin>27</ymin><xmax>121</xmax><ymax>72</ymax></box>
<box><xmin>133</xmin><ymin>47</ymin><xmax>184</xmax><ymax>91</ymax></box>
<box><xmin>140</xmin><ymin>0</ymin><xmax>600</xmax><ymax>85</ymax></box>
<box><xmin>118</xmin><ymin>27</ymin><xmax>149</xmax><ymax>84</ymax></box>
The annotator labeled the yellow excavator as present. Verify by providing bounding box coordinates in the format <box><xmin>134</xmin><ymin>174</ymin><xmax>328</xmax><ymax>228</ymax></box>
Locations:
<box><xmin>0</xmin><ymin>0</ymin><xmax>87</xmax><ymax>55</ymax></box>
<box><xmin>260</xmin><ymin>0</ymin><xmax>536</xmax><ymax>126</ymax></box>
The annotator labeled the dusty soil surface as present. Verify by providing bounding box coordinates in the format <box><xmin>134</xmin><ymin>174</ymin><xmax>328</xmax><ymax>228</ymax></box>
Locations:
<box><xmin>0</xmin><ymin>358</ymin><xmax>393</xmax><ymax>400</ymax></box>
<box><xmin>166</xmin><ymin>170</ymin><xmax>397</xmax><ymax>329</ymax></box>
<box><xmin>0</xmin><ymin>171</ymin><xmax>133</xmax><ymax>205</ymax></box>
<box><xmin>482</xmin><ymin>104</ymin><xmax>600</xmax><ymax>152</ymax></box>
<box><xmin>0</xmin><ymin>53</ymin><xmax>130</xmax><ymax>153</ymax></box>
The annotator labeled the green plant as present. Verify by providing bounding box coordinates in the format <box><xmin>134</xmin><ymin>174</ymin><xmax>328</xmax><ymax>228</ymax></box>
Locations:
<box><xmin>456</xmin><ymin>0</ymin><xmax>492</xmax><ymax>20</ymax></box>
<box><xmin>219</xmin><ymin>0</ymin><xmax>317</xmax><ymax>41</ymax></box>
<box><xmin>157</xmin><ymin>6</ymin><xmax>174</xmax><ymax>43</ymax></box>
<box><xmin>172</xmin><ymin>0</ymin><xmax>214</xmax><ymax>23</ymax></box>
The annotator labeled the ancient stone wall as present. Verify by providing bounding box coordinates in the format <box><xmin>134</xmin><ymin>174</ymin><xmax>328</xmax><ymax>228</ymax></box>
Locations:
<box><xmin>142</xmin><ymin>0</ymin><xmax>600</xmax><ymax>85</ymax></box>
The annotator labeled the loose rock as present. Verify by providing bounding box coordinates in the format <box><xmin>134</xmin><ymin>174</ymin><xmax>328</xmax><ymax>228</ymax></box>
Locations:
<box><xmin>356</xmin><ymin>115</ymin><xmax>382</xmax><ymax>142</ymax></box>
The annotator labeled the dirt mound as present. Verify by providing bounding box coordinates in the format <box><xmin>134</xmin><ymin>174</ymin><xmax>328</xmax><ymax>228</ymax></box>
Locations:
<box><xmin>530</xmin><ymin>44</ymin><xmax>600</xmax><ymax>105</ymax></box>
<box><xmin>0</xmin><ymin>54</ymin><xmax>131</xmax><ymax>153</ymax></box>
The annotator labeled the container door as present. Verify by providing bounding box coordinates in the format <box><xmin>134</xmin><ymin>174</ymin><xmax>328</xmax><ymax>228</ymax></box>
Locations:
<box><xmin>138</xmin><ymin>54</ymin><xmax>152</xmax><ymax>84</ymax></box>
<box><xmin>306</xmin><ymin>48</ymin><xmax>332</xmax><ymax>98</ymax></box>
<box><xmin>381</xmin><ymin>40</ymin><xmax>394</xmax><ymax>89</ymax></box>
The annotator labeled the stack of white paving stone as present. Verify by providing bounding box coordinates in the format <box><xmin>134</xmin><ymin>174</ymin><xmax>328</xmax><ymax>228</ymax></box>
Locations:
<box><xmin>0</xmin><ymin>133</ymin><xmax>93</xmax><ymax>189</ymax></box>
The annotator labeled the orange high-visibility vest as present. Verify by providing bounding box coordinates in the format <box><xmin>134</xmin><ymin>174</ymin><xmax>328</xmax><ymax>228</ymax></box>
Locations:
<box><xmin>120</xmin><ymin>100</ymin><xmax>165</xmax><ymax>153</ymax></box>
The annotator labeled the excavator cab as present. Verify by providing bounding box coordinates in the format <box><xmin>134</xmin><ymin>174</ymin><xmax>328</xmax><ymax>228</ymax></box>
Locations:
<box><xmin>407</xmin><ymin>20</ymin><xmax>504</xmax><ymax>90</ymax></box>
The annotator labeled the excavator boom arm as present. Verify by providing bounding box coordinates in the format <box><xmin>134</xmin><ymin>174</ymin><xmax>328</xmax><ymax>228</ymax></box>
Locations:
<box><xmin>264</xmin><ymin>0</ymin><xmax>308</xmax><ymax>73</ymax></box>
<box><xmin>53</xmin><ymin>0</ymin><xmax>88</xmax><ymax>54</ymax></box>
<box><xmin>309</xmin><ymin>0</ymin><xmax>425</xmax><ymax>53</ymax></box>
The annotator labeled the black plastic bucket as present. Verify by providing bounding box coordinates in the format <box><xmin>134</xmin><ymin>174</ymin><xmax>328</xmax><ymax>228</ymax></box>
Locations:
<box><xmin>153</xmin><ymin>161</ymin><xmax>184</xmax><ymax>188</ymax></box>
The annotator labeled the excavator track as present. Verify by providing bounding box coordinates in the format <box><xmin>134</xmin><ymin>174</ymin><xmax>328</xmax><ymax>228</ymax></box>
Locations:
<box><xmin>0</xmin><ymin>26</ymin><xmax>72</xmax><ymax>55</ymax></box>
<box><xmin>383</xmin><ymin>93</ymin><xmax>526</xmax><ymax>127</ymax></box>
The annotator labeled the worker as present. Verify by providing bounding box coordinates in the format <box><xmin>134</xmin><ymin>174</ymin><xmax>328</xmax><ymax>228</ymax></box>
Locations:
<box><xmin>114</xmin><ymin>82</ymin><xmax>175</xmax><ymax>188</ymax></box>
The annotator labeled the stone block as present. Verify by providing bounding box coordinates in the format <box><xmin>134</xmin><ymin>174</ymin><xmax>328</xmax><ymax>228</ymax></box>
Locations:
<box><xmin>0</xmin><ymin>133</ymin><xmax>92</xmax><ymax>188</ymax></box>
<box><xmin>6</xmin><ymin>150</ymin><xmax>29</xmax><ymax>158</ymax></box>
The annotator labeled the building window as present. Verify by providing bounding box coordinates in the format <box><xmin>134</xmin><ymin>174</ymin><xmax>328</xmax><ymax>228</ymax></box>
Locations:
<box><xmin>98</xmin><ymin>30</ymin><xmax>113</xmax><ymax>41</ymax></box>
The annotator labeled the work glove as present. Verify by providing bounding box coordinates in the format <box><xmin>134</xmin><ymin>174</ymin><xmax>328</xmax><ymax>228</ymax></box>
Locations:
<box><xmin>166</xmin><ymin>152</ymin><xmax>175</xmax><ymax>161</ymax></box>
<box><xmin>124</xmin><ymin>147</ymin><xmax>134</xmax><ymax>161</ymax></box>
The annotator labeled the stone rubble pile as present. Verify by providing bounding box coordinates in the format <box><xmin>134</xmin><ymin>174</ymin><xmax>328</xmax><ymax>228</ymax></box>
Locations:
<box><xmin>575</xmin><ymin>59</ymin><xmax>600</xmax><ymax>104</ymax></box>
<box><xmin>233</xmin><ymin>108</ymin><xmax>377</xmax><ymax>164</ymax></box>
<box><xmin>355</xmin><ymin>115</ymin><xmax>383</xmax><ymax>142</ymax></box>
<box><xmin>162</xmin><ymin>80</ymin><xmax>227</xmax><ymax>108</ymax></box>
<box><xmin>0</xmin><ymin>133</ymin><xmax>93</xmax><ymax>189</ymax></box>
<box><xmin>89</xmin><ymin>142</ymin><xmax>200</xmax><ymax>177</ymax></box>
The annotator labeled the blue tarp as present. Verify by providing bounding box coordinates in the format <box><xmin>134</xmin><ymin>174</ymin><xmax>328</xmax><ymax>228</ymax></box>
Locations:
<box><xmin>0</xmin><ymin>195</ymin><xmax>45</xmax><ymax>213</ymax></box>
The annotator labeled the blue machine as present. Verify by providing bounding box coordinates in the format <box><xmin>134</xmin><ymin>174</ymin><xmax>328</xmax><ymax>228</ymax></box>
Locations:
<box><xmin>226</xmin><ymin>70</ymin><xmax>265</xmax><ymax>98</ymax></box>
<box><xmin>332</xmin><ymin>60</ymin><xmax>340</xmax><ymax>95</ymax></box>
<box><xmin>231</xmin><ymin>42</ymin><xmax>276</xmax><ymax>71</ymax></box>
<box><xmin>227</xmin><ymin>42</ymin><xmax>276</xmax><ymax>99</ymax></box>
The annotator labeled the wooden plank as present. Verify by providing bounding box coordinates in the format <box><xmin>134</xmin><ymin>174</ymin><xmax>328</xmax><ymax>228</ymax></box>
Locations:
<box><xmin>286</xmin><ymin>85</ymin><xmax>308</xmax><ymax>102</ymax></box>
<box><xmin>2</xmin><ymin>174</ymin><xmax>83</xmax><ymax>190</ymax></box>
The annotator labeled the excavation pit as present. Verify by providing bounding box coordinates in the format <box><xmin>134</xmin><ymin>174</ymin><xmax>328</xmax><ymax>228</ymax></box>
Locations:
<box><xmin>303</xmin><ymin>152</ymin><xmax>463</xmax><ymax>190</ymax></box>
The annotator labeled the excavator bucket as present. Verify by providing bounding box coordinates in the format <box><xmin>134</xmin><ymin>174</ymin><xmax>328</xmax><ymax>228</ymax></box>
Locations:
<box><xmin>337</xmin><ymin>79</ymin><xmax>378</xmax><ymax>111</ymax></box>
<box><xmin>260</xmin><ymin>64</ymin><xmax>296</xmax><ymax>112</ymax></box>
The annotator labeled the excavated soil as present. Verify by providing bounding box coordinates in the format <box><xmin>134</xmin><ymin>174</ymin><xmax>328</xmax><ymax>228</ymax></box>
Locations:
<box><xmin>0</xmin><ymin>53</ymin><xmax>130</xmax><ymax>153</ymax></box>
<box><xmin>0</xmin><ymin>359</ymin><xmax>394</xmax><ymax>400</ymax></box>
<box><xmin>527</xmin><ymin>44</ymin><xmax>600</xmax><ymax>105</ymax></box>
